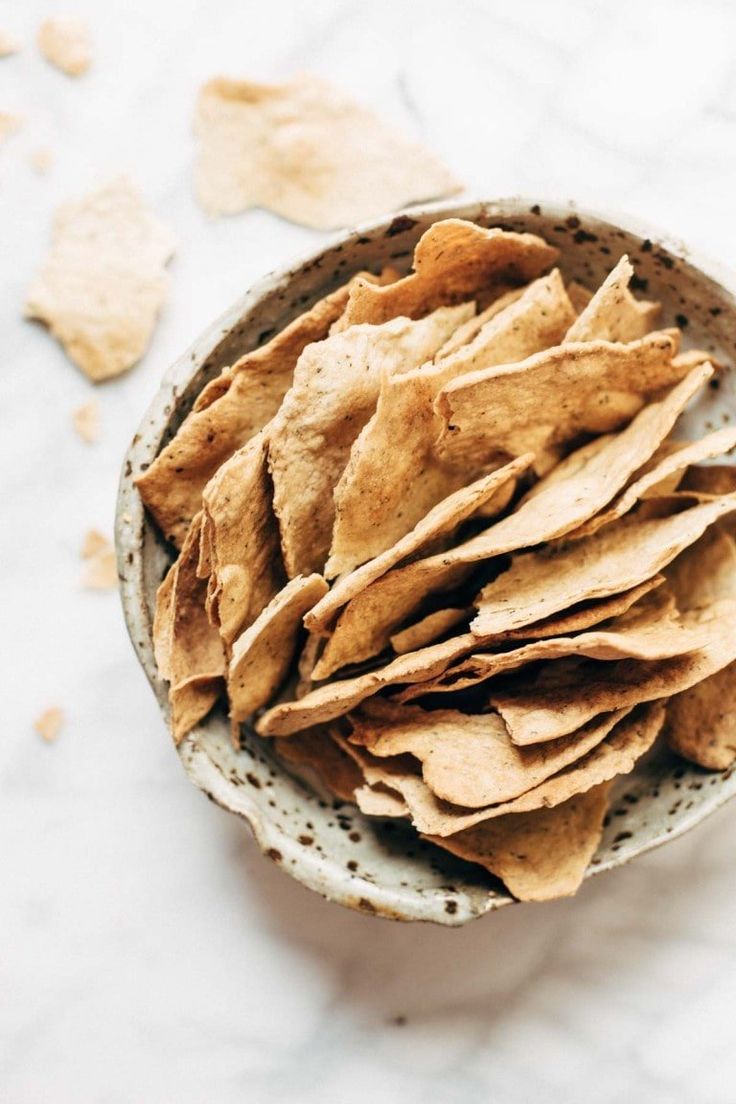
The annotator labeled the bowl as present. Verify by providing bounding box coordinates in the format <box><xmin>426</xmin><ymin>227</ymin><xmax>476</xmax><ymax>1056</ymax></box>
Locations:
<box><xmin>116</xmin><ymin>198</ymin><xmax>736</xmax><ymax>925</ymax></box>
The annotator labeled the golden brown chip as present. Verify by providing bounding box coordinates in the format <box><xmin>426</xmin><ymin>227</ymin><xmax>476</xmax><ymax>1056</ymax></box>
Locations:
<box><xmin>72</xmin><ymin>400</ymin><xmax>99</xmax><ymax>444</ymax></box>
<box><xmin>328</xmin><ymin>270</ymin><xmax>574</xmax><ymax>575</ymax></box>
<box><xmin>313</xmin><ymin>456</ymin><xmax>533</xmax><ymax>676</ymax></box>
<box><xmin>80</xmin><ymin>529</ymin><xmax>117</xmax><ymax>589</ymax></box>
<box><xmin>472</xmin><ymin>495</ymin><xmax>736</xmax><ymax>637</ymax></box>
<box><xmin>564</xmin><ymin>256</ymin><xmax>660</xmax><ymax>342</ymax></box>
<box><xmin>270</xmin><ymin>304</ymin><xmax>472</xmax><ymax>577</ymax></box>
<box><xmin>666</xmin><ymin>663</ymin><xmax>736</xmax><ymax>770</ymax></box>
<box><xmin>425</xmin><ymin>784</ymin><xmax>611</xmax><ymax>902</ymax></box>
<box><xmin>153</xmin><ymin>515</ymin><xmax>226</xmax><ymax>742</ymax></box>
<box><xmin>37</xmin><ymin>16</ymin><xmax>91</xmax><ymax>75</ymax></box>
<box><xmin>26</xmin><ymin>178</ymin><xmax>175</xmax><ymax>383</ymax></box>
<box><xmin>274</xmin><ymin>728</ymin><xmax>363</xmax><ymax>802</ymax></box>
<box><xmin>34</xmin><ymin>706</ymin><xmax>64</xmax><ymax>743</ymax></box>
<box><xmin>339</xmin><ymin>218</ymin><xmax>558</xmax><ymax>327</ymax></box>
<box><xmin>680</xmin><ymin>464</ymin><xmax>736</xmax><ymax>496</ymax></box>
<box><xmin>390</xmin><ymin>608</ymin><xmax>470</xmax><ymax>655</ymax></box>
<box><xmin>437</xmin><ymin>331</ymin><xmax>684</xmax><ymax>474</ymax></box>
<box><xmin>350</xmin><ymin>698</ymin><xmax>627</xmax><ymax>808</ymax></box>
<box><xmin>228</xmin><ymin>574</ymin><xmax>328</xmax><ymax>725</ymax></box>
<box><xmin>135</xmin><ymin>277</ymin><xmax>363</xmax><ymax>547</ymax></box>
<box><xmin>194</xmin><ymin>74</ymin><xmax>460</xmax><ymax>228</ymax></box>
<box><xmin>200</xmin><ymin>432</ymin><xmax>285</xmax><ymax>647</ymax></box>
<box><xmin>354</xmin><ymin>785</ymin><xmax>409</xmax><ymax>818</ymax></box>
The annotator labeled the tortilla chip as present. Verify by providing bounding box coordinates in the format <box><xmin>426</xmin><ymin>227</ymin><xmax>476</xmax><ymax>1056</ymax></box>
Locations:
<box><xmin>435</xmin><ymin>288</ymin><xmax>525</xmax><ymax>357</ymax></box>
<box><xmin>566</xmin><ymin>426</ymin><xmax>736</xmax><ymax>542</ymax></box>
<box><xmin>228</xmin><ymin>574</ymin><xmax>328</xmax><ymax>725</ymax></box>
<box><xmin>200</xmin><ymin>432</ymin><xmax>285</xmax><ymax>647</ymax></box>
<box><xmin>327</xmin><ymin>270</ymin><xmax>575</xmax><ymax>575</ymax></box>
<box><xmin>154</xmin><ymin>515</ymin><xmax>227</xmax><ymax>742</ymax></box>
<box><xmin>339</xmin><ymin>218</ymin><xmax>558</xmax><ymax>327</ymax></box>
<box><xmin>313</xmin><ymin>456</ymin><xmax>533</xmax><ymax>675</ymax></box>
<box><xmin>564</xmin><ymin>256</ymin><xmax>660</xmax><ymax>342</ymax></box>
<box><xmin>666</xmin><ymin>662</ymin><xmax>736</xmax><ymax>770</ymax></box>
<box><xmin>37</xmin><ymin>17</ymin><xmax>91</xmax><ymax>75</ymax></box>
<box><xmin>194</xmin><ymin>74</ymin><xmax>460</xmax><ymax>228</ymax></box>
<box><xmin>80</xmin><ymin>529</ymin><xmax>117</xmax><ymax>589</ymax></box>
<box><xmin>437</xmin><ymin>331</ymin><xmax>685</xmax><ymax>474</ymax></box>
<box><xmin>135</xmin><ymin>277</ymin><xmax>365</xmax><ymax>547</ymax></box>
<box><xmin>270</xmin><ymin>304</ymin><xmax>472</xmax><ymax>577</ymax></box>
<box><xmin>425</xmin><ymin>784</ymin><xmax>611</xmax><ymax>902</ymax></box>
<box><xmin>34</xmin><ymin>706</ymin><xmax>63</xmax><ymax>743</ymax></box>
<box><xmin>26</xmin><ymin>178</ymin><xmax>175</xmax><ymax>383</ymax></box>
<box><xmin>680</xmin><ymin>464</ymin><xmax>736</xmax><ymax>497</ymax></box>
<box><xmin>390</xmin><ymin>608</ymin><xmax>470</xmax><ymax>654</ymax></box>
<box><xmin>350</xmin><ymin>698</ymin><xmax>628</xmax><ymax>808</ymax></box>
<box><xmin>354</xmin><ymin>785</ymin><xmax>409</xmax><ymax>818</ymax></box>
<box><xmin>72</xmin><ymin>400</ymin><xmax>99</xmax><ymax>444</ymax></box>
<box><xmin>472</xmin><ymin>495</ymin><xmax>736</xmax><ymax>637</ymax></box>
<box><xmin>0</xmin><ymin>30</ymin><xmax>20</xmax><ymax>56</ymax></box>
<box><xmin>312</xmin><ymin>374</ymin><xmax>711</xmax><ymax>669</ymax></box>
<box><xmin>274</xmin><ymin>728</ymin><xmax>363</xmax><ymax>801</ymax></box>
<box><xmin>566</xmin><ymin>280</ymin><xmax>593</xmax><ymax>313</ymax></box>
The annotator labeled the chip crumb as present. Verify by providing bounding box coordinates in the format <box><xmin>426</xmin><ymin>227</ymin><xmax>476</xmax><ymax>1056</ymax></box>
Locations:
<box><xmin>81</xmin><ymin>529</ymin><xmax>117</xmax><ymax>589</ymax></box>
<box><xmin>72</xmin><ymin>399</ymin><xmax>99</xmax><ymax>443</ymax></box>
<box><xmin>29</xmin><ymin>146</ymin><xmax>53</xmax><ymax>174</ymax></box>
<box><xmin>25</xmin><ymin>177</ymin><xmax>176</xmax><ymax>382</ymax></box>
<box><xmin>34</xmin><ymin>706</ymin><xmax>63</xmax><ymax>743</ymax></box>
<box><xmin>37</xmin><ymin>16</ymin><xmax>91</xmax><ymax>76</ymax></box>
<box><xmin>0</xmin><ymin>30</ymin><xmax>21</xmax><ymax>56</ymax></box>
<box><xmin>0</xmin><ymin>112</ymin><xmax>22</xmax><ymax>144</ymax></box>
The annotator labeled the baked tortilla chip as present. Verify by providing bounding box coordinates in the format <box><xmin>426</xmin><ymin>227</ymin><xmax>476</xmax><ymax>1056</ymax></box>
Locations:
<box><xmin>274</xmin><ymin>728</ymin><xmax>363</xmax><ymax>801</ymax></box>
<box><xmin>666</xmin><ymin>662</ymin><xmax>736</xmax><ymax>770</ymax></box>
<box><xmin>37</xmin><ymin>16</ymin><xmax>91</xmax><ymax>76</ymax></box>
<box><xmin>135</xmin><ymin>279</ymin><xmax>358</xmax><ymax>547</ymax></box>
<box><xmin>680</xmin><ymin>464</ymin><xmax>736</xmax><ymax>496</ymax></box>
<box><xmin>564</xmin><ymin>256</ymin><xmax>660</xmax><ymax>342</ymax></box>
<box><xmin>153</xmin><ymin>515</ymin><xmax>227</xmax><ymax>743</ymax></box>
<box><xmin>390</xmin><ymin>608</ymin><xmax>470</xmax><ymax>654</ymax></box>
<box><xmin>435</xmin><ymin>289</ymin><xmax>525</xmax><ymax>357</ymax></box>
<box><xmin>327</xmin><ymin>271</ymin><xmax>574</xmax><ymax>575</ymax></box>
<box><xmin>194</xmin><ymin>74</ymin><xmax>459</xmax><ymax>228</ymax></box>
<box><xmin>355</xmin><ymin>785</ymin><xmax>409</xmax><ymax>818</ymax></box>
<box><xmin>270</xmin><ymin>304</ymin><xmax>472</xmax><ymax>577</ymax></box>
<box><xmin>350</xmin><ymin>699</ymin><xmax>628</xmax><ymax>808</ymax></box>
<box><xmin>228</xmin><ymin>574</ymin><xmax>328</xmax><ymax>725</ymax></box>
<box><xmin>437</xmin><ymin>331</ymin><xmax>684</xmax><ymax>473</ymax></box>
<box><xmin>26</xmin><ymin>178</ymin><xmax>175</xmax><ymax>383</ymax></box>
<box><xmin>472</xmin><ymin>495</ymin><xmax>736</xmax><ymax>637</ymax></box>
<box><xmin>201</xmin><ymin>432</ymin><xmax>285</xmax><ymax>647</ymax></box>
<box><xmin>425</xmin><ymin>784</ymin><xmax>611</xmax><ymax>902</ymax></box>
<box><xmin>339</xmin><ymin>218</ymin><xmax>558</xmax><ymax>327</ymax></box>
<box><xmin>313</xmin><ymin>456</ymin><xmax>533</xmax><ymax>675</ymax></box>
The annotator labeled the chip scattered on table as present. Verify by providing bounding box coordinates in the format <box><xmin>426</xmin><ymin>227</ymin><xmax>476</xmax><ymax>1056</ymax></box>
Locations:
<box><xmin>37</xmin><ymin>17</ymin><xmax>91</xmax><ymax>75</ymax></box>
<box><xmin>81</xmin><ymin>529</ymin><xmax>117</xmax><ymax>589</ymax></box>
<box><xmin>72</xmin><ymin>400</ymin><xmax>99</xmax><ymax>443</ymax></box>
<box><xmin>137</xmin><ymin>216</ymin><xmax>736</xmax><ymax>904</ymax></box>
<box><xmin>34</xmin><ymin>706</ymin><xmax>63</xmax><ymax>743</ymax></box>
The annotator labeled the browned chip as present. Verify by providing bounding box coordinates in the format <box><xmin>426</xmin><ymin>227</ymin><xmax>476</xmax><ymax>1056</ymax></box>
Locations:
<box><xmin>274</xmin><ymin>728</ymin><xmax>363</xmax><ymax>802</ymax></box>
<box><xmin>270</xmin><ymin>304</ymin><xmax>472</xmax><ymax>577</ymax></box>
<box><xmin>153</xmin><ymin>515</ymin><xmax>227</xmax><ymax>743</ymax></box>
<box><xmin>194</xmin><ymin>74</ymin><xmax>460</xmax><ymax>228</ymax></box>
<box><xmin>200</xmin><ymin>432</ymin><xmax>285</xmax><ymax>647</ymax></box>
<box><xmin>34</xmin><ymin>706</ymin><xmax>64</xmax><ymax>743</ymax></box>
<box><xmin>339</xmin><ymin>218</ymin><xmax>558</xmax><ymax>327</ymax></box>
<box><xmin>327</xmin><ymin>270</ymin><xmax>574</xmax><ymax>575</ymax></box>
<box><xmin>228</xmin><ymin>574</ymin><xmax>328</xmax><ymax>725</ymax></box>
<box><xmin>313</xmin><ymin>456</ymin><xmax>533</xmax><ymax>677</ymax></box>
<box><xmin>425</xmin><ymin>784</ymin><xmax>611</xmax><ymax>902</ymax></box>
<box><xmin>666</xmin><ymin>664</ymin><xmax>736</xmax><ymax>770</ymax></box>
<box><xmin>354</xmin><ymin>785</ymin><xmax>409</xmax><ymax>818</ymax></box>
<box><xmin>135</xmin><ymin>276</ymin><xmax>366</xmax><ymax>547</ymax></box>
<box><xmin>72</xmin><ymin>400</ymin><xmax>100</xmax><ymax>444</ymax></box>
<box><xmin>472</xmin><ymin>495</ymin><xmax>736</xmax><ymax>637</ymax></box>
<box><xmin>80</xmin><ymin>529</ymin><xmax>117</xmax><ymax>589</ymax></box>
<box><xmin>564</xmin><ymin>256</ymin><xmax>660</xmax><ymax>342</ymax></box>
<box><xmin>26</xmin><ymin>179</ymin><xmax>175</xmax><ymax>383</ymax></box>
<box><xmin>37</xmin><ymin>17</ymin><xmax>91</xmax><ymax>75</ymax></box>
<box><xmin>680</xmin><ymin>464</ymin><xmax>736</xmax><ymax>496</ymax></box>
<box><xmin>350</xmin><ymin>698</ymin><xmax>628</xmax><ymax>808</ymax></box>
<box><xmin>390</xmin><ymin>608</ymin><xmax>470</xmax><ymax>654</ymax></box>
<box><xmin>437</xmin><ymin>331</ymin><xmax>684</xmax><ymax>473</ymax></box>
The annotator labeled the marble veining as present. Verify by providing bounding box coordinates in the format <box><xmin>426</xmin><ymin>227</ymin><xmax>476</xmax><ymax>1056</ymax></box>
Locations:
<box><xmin>3</xmin><ymin>0</ymin><xmax>736</xmax><ymax>1100</ymax></box>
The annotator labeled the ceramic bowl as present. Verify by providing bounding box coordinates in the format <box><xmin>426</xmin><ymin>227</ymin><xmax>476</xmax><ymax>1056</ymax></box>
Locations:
<box><xmin>116</xmin><ymin>198</ymin><xmax>736</xmax><ymax>925</ymax></box>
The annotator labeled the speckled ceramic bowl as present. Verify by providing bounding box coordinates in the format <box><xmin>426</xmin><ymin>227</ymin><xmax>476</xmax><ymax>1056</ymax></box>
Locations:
<box><xmin>116</xmin><ymin>198</ymin><xmax>736</xmax><ymax>925</ymax></box>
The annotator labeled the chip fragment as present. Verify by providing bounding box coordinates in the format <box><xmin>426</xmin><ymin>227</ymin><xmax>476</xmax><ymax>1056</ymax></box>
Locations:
<box><xmin>34</xmin><ymin>706</ymin><xmax>64</xmax><ymax>743</ymax></box>
<box><xmin>37</xmin><ymin>17</ymin><xmax>91</xmax><ymax>75</ymax></box>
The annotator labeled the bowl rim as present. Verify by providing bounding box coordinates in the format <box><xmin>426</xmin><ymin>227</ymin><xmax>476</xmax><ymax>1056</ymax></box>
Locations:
<box><xmin>115</xmin><ymin>195</ymin><xmax>736</xmax><ymax>924</ymax></box>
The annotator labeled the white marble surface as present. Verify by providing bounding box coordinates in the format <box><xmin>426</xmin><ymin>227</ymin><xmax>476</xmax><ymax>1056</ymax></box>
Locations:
<box><xmin>3</xmin><ymin>0</ymin><xmax>736</xmax><ymax>1100</ymax></box>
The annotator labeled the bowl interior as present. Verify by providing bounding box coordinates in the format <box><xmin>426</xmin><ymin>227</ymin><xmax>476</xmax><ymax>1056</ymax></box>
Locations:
<box><xmin>116</xmin><ymin>199</ymin><xmax>736</xmax><ymax>925</ymax></box>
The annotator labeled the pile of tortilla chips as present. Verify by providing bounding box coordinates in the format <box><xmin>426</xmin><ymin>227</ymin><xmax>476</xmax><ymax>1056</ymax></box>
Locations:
<box><xmin>138</xmin><ymin>218</ymin><xmax>736</xmax><ymax>904</ymax></box>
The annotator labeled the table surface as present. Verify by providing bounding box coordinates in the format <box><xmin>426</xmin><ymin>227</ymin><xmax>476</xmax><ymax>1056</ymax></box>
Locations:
<box><xmin>4</xmin><ymin>0</ymin><xmax>736</xmax><ymax>1101</ymax></box>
